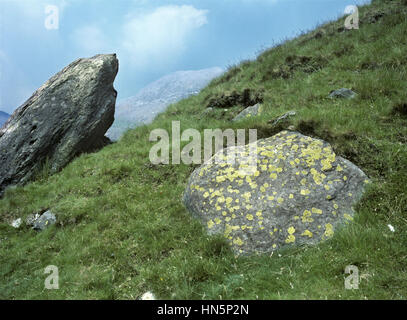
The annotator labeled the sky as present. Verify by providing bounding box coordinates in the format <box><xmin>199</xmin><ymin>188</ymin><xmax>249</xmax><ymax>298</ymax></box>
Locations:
<box><xmin>0</xmin><ymin>0</ymin><xmax>370</xmax><ymax>114</ymax></box>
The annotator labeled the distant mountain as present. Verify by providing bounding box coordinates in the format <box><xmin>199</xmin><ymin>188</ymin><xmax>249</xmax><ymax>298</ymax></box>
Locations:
<box><xmin>0</xmin><ymin>111</ymin><xmax>10</xmax><ymax>127</ymax></box>
<box><xmin>106</xmin><ymin>67</ymin><xmax>224</xmax><ymax>140</ymax></box>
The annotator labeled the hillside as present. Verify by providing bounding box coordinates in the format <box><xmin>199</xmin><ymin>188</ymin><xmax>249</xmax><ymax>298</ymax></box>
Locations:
<box><xmin>106</xmin><ymin>67</ymin><xmax>224</xmax><ymax>140</ymax></box>
<box><xmin>0</xmin><ymin>111</ymin><xmax>9</xmax><ymax>127</ymax></box>
<box><xmin>1</xmin><ymin>0</ymin><xmax>406</xmax><ymax>300</ymax></box>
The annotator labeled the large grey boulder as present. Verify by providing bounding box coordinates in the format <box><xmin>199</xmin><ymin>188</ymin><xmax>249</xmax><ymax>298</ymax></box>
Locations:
<box><xmin>0</xmin><ymin>54</ymin><xmax>118</xmax><ymax>196</ymax></box>
<box><xmin>184</xmin><ymin>130</ymin><xmax>369</xmax><ymax>255</ymax></box>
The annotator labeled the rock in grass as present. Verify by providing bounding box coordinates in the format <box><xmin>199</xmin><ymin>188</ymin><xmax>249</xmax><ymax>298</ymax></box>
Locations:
<box><xmin>25</xmin><ymin>213</ymin><xmax>41</xmax><ymax>226</ymax></box>
<box><xmin>33</xmin><ymin>211</ymin><xmax>56</xmax><ymax>231</ymax></box>
<box><xmin>184</xmin><ymin>131</ymin><xmax>369</xmax><ymax>255</ymax></box>
<box><xmin>140</xmin><ymin>291</ymin><xmax>156</xmax><ymax>300</ymax></box>
<box><xmin>232</xmin><ymin>104</ymin><xmax>263</xmax><ymax>122</ymax></box>
<box><xmin>202</xmin><ymin>107</ymin><xmax>214</xmax><ymax>117</ymax></box>
<box><xmin>329</xmin><ymin>88</ymin><xmax>357</xmax><ymax>99</ymax></box>
<box><xmin>0</xmin><ymin>54</ymin><xmax>119</xmax><ymax>197</ymax></box>
<box><xmin>268</xmin><ymin>110</ymin><xmax>296</xmax><ymax>127</ymax></box>
<box><xmin>11</xmin><ymin>218</ymin><xmax>22</xmax><ymax>229</ymax></box>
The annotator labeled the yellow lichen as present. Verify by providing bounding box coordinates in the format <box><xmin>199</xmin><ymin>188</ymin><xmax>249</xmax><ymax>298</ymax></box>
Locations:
<box><xmin>301</xmin><ymin>230</ymin><xmax>313</xmax><ymax>238</ymax></box>
<box><xmin>302</xmin><ymin>210</ymin><xmax>314</xmax><ymax>223</ymax></box>
<box><xmin>344</xmin><ymin>213</ymin><xmax>353</xmax><ymax>221</ymax></box>
<box><xmin>287</xmin><ymin>226</ymin><xmax>296</xmax><ymax>234</ymax></box>
<box><xmin>312</xmin><ymin>208</ymin><xmax>323</xmax><ymax>215</ymax></box>
<box><xmin>324</xmin><ymin>223</ymin><xmax>334</xmax><ymax>238</ymax></box>
<box><xmin>285</xmin><ymin>235</ymin><xmax>295</xmax><ymax>243</ymax></box>
<box><xmin>233</xmin><ymin>238</ymin><xmax>244</xmax><ymax>246</ymax></box>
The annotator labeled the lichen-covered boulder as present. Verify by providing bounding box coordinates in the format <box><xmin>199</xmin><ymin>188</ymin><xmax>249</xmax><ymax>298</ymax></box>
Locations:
<box><xmin>184</xmin><ymin>131</ymin><xmax>370</xmax><ymax>255</ymax></box>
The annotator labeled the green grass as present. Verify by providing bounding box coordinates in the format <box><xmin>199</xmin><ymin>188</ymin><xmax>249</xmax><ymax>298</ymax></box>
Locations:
<box><xmin>1</xmin><ymin>0</ymin><xmax>407</xmax><ymax>300</ymax></box>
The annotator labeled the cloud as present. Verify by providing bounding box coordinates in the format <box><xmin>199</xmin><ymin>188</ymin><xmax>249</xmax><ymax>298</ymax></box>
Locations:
<box><xmin>121</xmin><ymin>5</ymin><xmax>209</xmax><ymax>68</ymax></box>
<box><xmin>0</xmin><ymin>50</ymin><xmax>36</xmax><ymax>113</ymax></box>
<box><xmin>71</xmin><ymin>26</ymin><xmax>108</xmax><ymax>55</ymax></box>
<box><xmin>6</xmin><ymin>0</ymin><xmax>70</xmax><ymax>29</ymax></box>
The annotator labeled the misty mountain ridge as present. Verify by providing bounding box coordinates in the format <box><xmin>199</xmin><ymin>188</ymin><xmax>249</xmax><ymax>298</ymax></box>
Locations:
<box><xmin>107</xmin><ymin>67</ymin><xmax>224</xmax><ymax>140</ymax></box>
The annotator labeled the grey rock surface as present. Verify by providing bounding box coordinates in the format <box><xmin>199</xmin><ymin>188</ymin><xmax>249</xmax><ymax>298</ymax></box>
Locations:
<box><xmin>202</xmin><ymin>107</ymin><xmax>214</xmax><ymax>117</ymax></box>
<box><xmin>184</xmin><ymin>130</ymin><xmax>370</xmax><ymax>255</ymax></box>
<box><xmin>25</xmin><ymin>213</ymin><xmax>41</xmax><ymax>226</ymax></box>
<box><xmin>0</xmin><ymin>54</ymin><xmax>118</xmax><ymax>196</ymax></box>
<box><xmin>329</xmin><ymin>88</ymin><xmax>357</xmax><ymax>99</ymax></box>
<box><xmin>33</xmin><ymin>211</ymin><xmax>56</xmax><ymax>231</ymax></box>
<box><xmin>269</xmin><ymin>110</ymin><xmax>296</xmax><ymax>126</ymax></box>
<box><xmin>232</xmin><ymin>104</ymin><xmax>263</xmax><ymax>122</ymax></box>
<box><xmin>11</xmin><ymin>218</ymin><xmax>22</xmax><ymax>229</ymax></box>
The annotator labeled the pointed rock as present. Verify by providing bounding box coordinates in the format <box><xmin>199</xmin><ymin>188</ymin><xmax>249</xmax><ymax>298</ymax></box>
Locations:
<box><xmin>0</xmin><ymin>54</ymin><xmax>119</xmax><ymax>196</ymax></box>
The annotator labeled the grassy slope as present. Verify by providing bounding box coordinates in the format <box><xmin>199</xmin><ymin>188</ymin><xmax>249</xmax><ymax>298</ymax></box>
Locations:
<box><xmin>1</xmin><ymin>0</ymin><xmax>407</xmax><ymax>299</ymax></box>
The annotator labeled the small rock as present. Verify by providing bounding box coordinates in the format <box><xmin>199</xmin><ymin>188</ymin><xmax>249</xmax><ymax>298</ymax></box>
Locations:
<box><xmin>25</xmin><ymin>213</ymin><xmax>41</xmax><ymax>226</ymax></box>
<box><xmin>268</xmin><ymin>110</ymin><xmax>296</xmax><ymax>127</ymax></box>
<box><xmin>202</xmin><ymin>107</ymin><xmax>214</xmax><ymax>116</ymax></box>
<box><xmin>232</xmin><ymin>104</ymin><xmax>263</xmax><ymax>122</ymax></box>
<box><xmin>33</xmin><ymin>211</ymin><xmax>57</xmax><ymax>231</ymax></box>
<box><xmin>11</xmin><ymin>218</ymin><xmax>22</xmax><ymax>229</ymax></box>
<box><xmin>140</xmin><ymin>291</ymin><xmax>156</xmax><ymax>300</ymax></box>
<box><xmin>329</xmin><ymin>88</ymin><xmax>357</xmax><ymax>99</ymax></box>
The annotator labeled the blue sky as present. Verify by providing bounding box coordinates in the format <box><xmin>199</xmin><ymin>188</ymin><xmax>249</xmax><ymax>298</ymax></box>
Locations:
<box><xmin>0</xmin><ymin>0</ymin><xmax>370</xmax><ymax>114</ymax></box>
